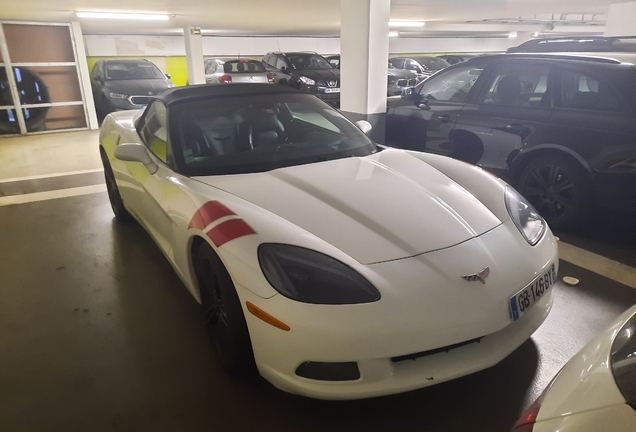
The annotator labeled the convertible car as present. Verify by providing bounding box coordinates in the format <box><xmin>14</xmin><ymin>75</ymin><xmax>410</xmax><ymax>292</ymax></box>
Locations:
<box><xmin>99</xmin><ymin>83</ymin><xmax>558</xmax><ymax>400</ymax></box>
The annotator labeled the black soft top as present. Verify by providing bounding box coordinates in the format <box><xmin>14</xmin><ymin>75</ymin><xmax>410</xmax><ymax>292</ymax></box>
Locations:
<box><xmin>157</xmin><ymin>83</ymin><xmax>303</xmax><ymax>107</ymax></box>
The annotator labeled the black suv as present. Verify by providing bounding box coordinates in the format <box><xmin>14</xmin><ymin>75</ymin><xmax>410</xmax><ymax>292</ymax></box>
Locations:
<box><xmin>386</xmin><ymin>54</ymin><xmax>636</xmax><ymax>229</ymax></box>
<box><xmin>262</xmin><ymin>52</ymin><xmax>340</xmax><ymax>105</ymax></box>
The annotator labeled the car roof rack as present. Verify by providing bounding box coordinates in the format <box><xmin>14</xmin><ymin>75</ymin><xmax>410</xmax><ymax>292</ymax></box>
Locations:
<box><xmin>467</xmin><ymin>53</ymin><xmax>623</xmax><ymax>65</ymax></box>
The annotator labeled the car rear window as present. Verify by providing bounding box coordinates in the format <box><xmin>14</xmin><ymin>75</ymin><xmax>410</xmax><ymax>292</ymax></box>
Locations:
<box><xmin>223</xmin><ymin>60</ymin><xmax>266</xmax><ymax>74</ymax></box>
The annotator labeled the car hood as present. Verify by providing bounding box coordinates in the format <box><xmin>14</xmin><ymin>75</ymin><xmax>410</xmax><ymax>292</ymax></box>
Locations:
<box><xmin>105</xmin><ymin>79</ymin><xmax>173</xmax><ymax>96</ymax></box>
<box><xmin>293</xmin><ymin>69</ymin><xmax>340</xmax><ymax>81</ymax></box>
<box><xmin>194</xmin><ymin>149</ymin><xmax>502</xmax><ymax>264</ymax></box>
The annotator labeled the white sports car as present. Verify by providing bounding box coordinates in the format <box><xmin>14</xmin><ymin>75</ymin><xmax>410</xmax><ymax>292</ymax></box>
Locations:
<box><xmin>512</xmin><ymin>304</ymin><xmax>636</xmax><ymax>431</ymax></box>
<box><xmin>99</xmin><ymin>83</ymin><xmax>558</xmax><ymax>400</ymax></box>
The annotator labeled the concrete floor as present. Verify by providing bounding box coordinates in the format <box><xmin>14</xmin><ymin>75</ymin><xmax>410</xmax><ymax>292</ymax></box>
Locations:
<box><xmin>1</xmin><ymin>131</ymin><xmax>635</xmax><ymax>432</ymax></box>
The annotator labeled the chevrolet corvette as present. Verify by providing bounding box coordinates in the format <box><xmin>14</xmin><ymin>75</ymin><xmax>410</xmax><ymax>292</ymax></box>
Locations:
<box><xmin>99</xmin><ymin>83</ymin><xmax>558</xmax><ymax>400</ymax></box>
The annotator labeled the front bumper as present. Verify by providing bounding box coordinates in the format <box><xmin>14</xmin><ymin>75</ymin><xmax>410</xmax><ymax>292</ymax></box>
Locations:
<box><xmin>239</xmin><ymin>221</ymin><xmax>558</xmax><ymax>399</ymax></box>
<box><xmin>299</xmin><ymin>83</ymin><xmax>341</xmax><ymax>103</ymax></box>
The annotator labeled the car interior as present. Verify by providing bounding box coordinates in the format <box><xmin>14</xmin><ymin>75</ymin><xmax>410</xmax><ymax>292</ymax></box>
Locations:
<box><xmin>169</xmin><ymin>96</ymin><xmax>373</xmax><ymax>175</ymax></box>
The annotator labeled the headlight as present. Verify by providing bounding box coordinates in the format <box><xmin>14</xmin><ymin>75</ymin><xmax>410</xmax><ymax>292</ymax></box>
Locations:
<box><xmin>109</xmin><ymin>92</ymin><xmax>129</xmax><ymax>99</ymax></box>
<box><xmin>505</xmin><ymin>186</ymin><xmax>546</xmax><ymax>245</ymax></box>
<box><xmin>299</xmin><ymin>76</ymin><xmax>315</xmax><ymax>86</ymax></box>
<box><xmin>258</xmin><ymin>244</ymin><xmax>380</xmax><ymax>304</ymax></box>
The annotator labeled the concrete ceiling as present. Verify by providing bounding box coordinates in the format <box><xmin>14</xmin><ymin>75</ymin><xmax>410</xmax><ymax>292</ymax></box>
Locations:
<box><xmin>0</xmin><ymin>0</ymin><xmax>616</xmax><ymax>37</ymax></box>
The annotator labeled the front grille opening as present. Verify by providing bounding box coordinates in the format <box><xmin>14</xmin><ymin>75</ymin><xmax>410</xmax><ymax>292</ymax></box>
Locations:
<box><xmin>391</xmin><ymin>337</ymin><xmax>483</xmax><ymax>363</ymax></box>
<box><xmin>130</xmin><ymin>96</ymin><xmax>153</xmax><ymax>106</ymax></box>
<box><xmin>295</xmin><ymin>361</ymin><xmax>360</xmax><ymax>381</ymax></box>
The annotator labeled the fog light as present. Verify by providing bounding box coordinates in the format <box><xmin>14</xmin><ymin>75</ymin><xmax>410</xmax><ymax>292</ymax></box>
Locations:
<box><xmin>295</xmin><ymin>361</ymin><xmax>360</xmax><ymax>381</ymax></box>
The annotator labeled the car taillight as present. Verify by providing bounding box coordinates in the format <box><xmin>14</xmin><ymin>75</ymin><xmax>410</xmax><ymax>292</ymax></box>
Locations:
<box><xmin>267</xmin><ymin>73</ymin><xmax>274</xmax><ymax>82</ymax></box>
<box><xmin>511</xmin><ymin>398</ymin><xmax>541</xmax><ymax>431</ymax></box>
<box><xmin>219</xmin><ymin>74</ymin><xmax>232</xmax><ymax>83</ymax></box>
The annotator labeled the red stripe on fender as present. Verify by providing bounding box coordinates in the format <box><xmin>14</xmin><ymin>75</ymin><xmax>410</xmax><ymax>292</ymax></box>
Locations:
<box><xmin>188</xmin><ymin>201</ymin><xmax>236</xmax><ymax>230</ymax></box>
<box><xmin>207</xmin><ymin>219</ymin><xmax>256</xmax><ymax>247</ymax></box>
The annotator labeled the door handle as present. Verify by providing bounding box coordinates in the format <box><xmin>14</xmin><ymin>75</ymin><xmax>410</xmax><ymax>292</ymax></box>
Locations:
<box><xmin>437</xmin><ymin>114</ymin><xmax>452</xmax><ymax>123</ymax></box>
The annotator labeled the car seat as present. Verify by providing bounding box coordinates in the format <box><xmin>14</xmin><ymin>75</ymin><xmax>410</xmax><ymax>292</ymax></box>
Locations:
<box><xmin>249</xmin><ymin>114</ymin><xmax>286</xmax><ymax>147</ymax></box>
<box><xmin>494</xmin><ymin>75</ymin><xmax>522</xmax><ymax>105</ymax></box>
<box><xmin>195</xmin><ymin>116</ymin><xmax>238</xmax><ymax>155</ymax></box>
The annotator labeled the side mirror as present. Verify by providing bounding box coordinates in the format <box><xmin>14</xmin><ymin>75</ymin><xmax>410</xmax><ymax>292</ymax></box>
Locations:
<box><xmin>280</xmin><ymin>66</ymin><xmax>288</xmax><ymax>73</ymax></box>
<box><xmin>96</xmin><ymin>76</ymin><xmax>104</xmax><ymax>84</ymax></box>
<box><xmin>401</xmin><ymin>87</ymin><xmax>414</xmax><ymax>101</ymax></box>
<box><xmin>165</xmin><ymin>73</ymin><xmax>172</xmax><ymax>79</ymax></box>
<box><xmin>355</xmin><ymin>120</ymin><xmax>372</xmax><ymax>135</ymax></box>
<box><xmin>114</xmin><ymin>143</ymin><xmax>158</xmax><ymax>174</ymax></box>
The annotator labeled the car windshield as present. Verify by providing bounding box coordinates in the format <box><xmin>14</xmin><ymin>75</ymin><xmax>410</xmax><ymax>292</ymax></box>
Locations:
<box><xmin>104</xmin><ymin>62</ymin><xmax>165</xmax><ymax>80</ymax></box>
<box><xmin>223</xmin><ymin>60</ymin><xmax>267</xmax><ymax>74</ymax></box>
<box><xmin>287</xmin><ymin>54</ymin><xmax>333</xmax><ymax>70</ymax></box>
<box><xmin>412</xmin><ymin>57</ymin><xmax>450</xmax><ymax>71</ymax></box>
<box><xmin>170</xmin><ymin>93</ymin><xmax>376</xmax><ymax>176</ymax></box>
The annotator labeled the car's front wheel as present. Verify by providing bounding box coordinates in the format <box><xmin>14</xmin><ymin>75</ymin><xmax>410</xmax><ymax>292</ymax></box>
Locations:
<box><xmin>517</xmin><ymin>155</ymin><xmax>593</xmax><ymax>230</ymax></box>
<box><xmin>100</xmin><ymin>150</ymin><xmax>132</xmax><ymax>221</ymax></box>
<box><xmin>194</xmin><ymin>242</ymin><xmax>255</xmax><ymax>375</ymax></box>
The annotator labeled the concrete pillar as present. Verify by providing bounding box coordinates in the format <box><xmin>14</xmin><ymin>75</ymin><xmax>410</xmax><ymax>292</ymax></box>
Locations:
<box><xmin>340</xmin><ymin>0</ymin><xmax>390</xmax><ymax>142</ymax></box>
<box><xmin>605</xmin><ymin>2</ymin><xmax>636</xmax><ymax>37</ymax></box>
<box><xmin>184</xmin><ymin>27</ymin><xmax>205</xmax><ymax>85</ymax></box>
<box><xmin>71</xmin><ymin>21</ymin><xmax>98</xmax><ymax>130</ymax></box>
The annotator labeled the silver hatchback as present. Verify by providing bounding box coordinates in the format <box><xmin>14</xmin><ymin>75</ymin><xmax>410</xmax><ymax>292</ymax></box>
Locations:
<box><xmin>204</xmin><ymin>59</ymin><xmax>274</xmax><ymax>84</ymax></box>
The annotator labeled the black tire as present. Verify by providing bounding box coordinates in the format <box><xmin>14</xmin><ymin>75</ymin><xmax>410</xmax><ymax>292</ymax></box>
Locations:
<box><xmin>194</xmin><ymin>242</ymin><xmax>256</xmax><ymax>375</ymax></box>
<box><xmin>100</xmin><ymin>150</ymin><xmax>133</xmax><ymax>221</ymax></box>
<box><xmin>517</xmin><ymin>155</ymin><xmax>594</xmax><ymax>230</ymax></box>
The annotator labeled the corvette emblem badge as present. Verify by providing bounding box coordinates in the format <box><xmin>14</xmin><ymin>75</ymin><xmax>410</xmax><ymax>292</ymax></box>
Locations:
<box><xmin>462</xmin><ymin>267</ymin><xmax>490</xmax><ymax>284</ymax></box>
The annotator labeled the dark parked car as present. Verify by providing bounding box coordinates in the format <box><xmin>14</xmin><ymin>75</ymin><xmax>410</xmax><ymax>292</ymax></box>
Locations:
<box><xmin>262</xmin><ymin>52</ymin><xmax>340</xmax><ymax>105</ymax></box>
<box><xmin>90</xmin><ymin>59</ymin><xmax>175</xmax><ymax>118</ymax></box>
<box><xmin>438</xmin><ymin>54</ymin><xmax>479</xmax><ymax>65</ymax></box>
<box><xmin>325</xmin><ymin>55</ymin><xmax>419</xmax><ymax>96</ymax></box>
<box><xmin>389</xmin><ymin>56</ymin><xmax>450</xmax><ymax>79</ymax></box>
<box><xmin>386</xmin><ymin>54</ymin><xmax>636</xmax><ymax>229</ymax></box>
<box><xmin>508</xmin><ymin>37</ymin><xmax>636</xmax><ymax>53</ymax></box>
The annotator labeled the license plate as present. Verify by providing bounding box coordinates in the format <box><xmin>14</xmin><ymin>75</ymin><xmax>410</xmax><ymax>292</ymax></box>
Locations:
<box><xmin>322</xmin><ymin>87</ymin><xmax>340</xmax><ymax>93</ymax></box>
<box><xmin>510</xmin><ymin>263</ymin><xmax>557</xmax><ymax>321</ymax></box>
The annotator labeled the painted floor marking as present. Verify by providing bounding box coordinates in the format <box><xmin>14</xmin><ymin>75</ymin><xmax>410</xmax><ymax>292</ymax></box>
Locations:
<box><xmin>0</xmin><ymin>184</ymin><xmax>107</xmax><ymax>207</ymax></box>
<box><xmin>0</xmin><ymin>168</ymin><xmax>104</xmax><ymax>184</ymax></box>
<box><xmin>559</xmin><ymin>241</ymin><xmax>636</xmax><ymax>290</ymax></box>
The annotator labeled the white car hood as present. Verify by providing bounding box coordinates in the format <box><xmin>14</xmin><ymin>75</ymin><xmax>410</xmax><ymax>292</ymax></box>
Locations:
<box><xmin>195</xmin><ymin>150</ymin><xmax>502</xmax><ymax>264</ymax></box>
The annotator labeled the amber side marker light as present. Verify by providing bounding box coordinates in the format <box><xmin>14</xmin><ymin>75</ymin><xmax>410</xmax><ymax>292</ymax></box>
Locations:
<box><xmin>246</xmin><ymin>302</ymin><xmax>291</xmax><ymax>331</ymax></box>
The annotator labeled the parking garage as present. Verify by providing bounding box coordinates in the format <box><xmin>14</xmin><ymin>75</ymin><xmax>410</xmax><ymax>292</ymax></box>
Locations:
<box><xmin>1</xmin><ymin>1</ymin><xmax>636</xmax><ymax>431</ymax></box>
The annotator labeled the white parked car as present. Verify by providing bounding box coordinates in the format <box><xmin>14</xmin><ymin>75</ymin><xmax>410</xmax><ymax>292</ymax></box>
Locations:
<box><xmin>99</xmin><ymin>83</ymin><xmax>558</xmax><ymax>400</ymax></box>
<box><xmin>512</xmin><ymin>304</ymin><xmax>636</xmax><ymax>431</ymax></box>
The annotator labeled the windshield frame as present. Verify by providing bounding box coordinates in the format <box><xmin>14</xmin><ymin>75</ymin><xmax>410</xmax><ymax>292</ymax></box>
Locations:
<box><xmin>167</xmin><ymin>93</ymin><xmax>377</xmax><ymax>177</ymax></box>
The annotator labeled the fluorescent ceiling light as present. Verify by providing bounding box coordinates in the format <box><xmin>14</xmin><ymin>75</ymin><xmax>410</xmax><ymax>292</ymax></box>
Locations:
<box><xmin>389</xmin><ymin>21</ymin><xmax>425</xmax><ymax>28</ymax></box>
<box><xmin>509</xmin><ymin>31</ymin><xmax>518</xmax><ymax>38</ymax></box>
<box><xmin>388</xmin><ymin>32</ymin><xmax>399</xmax><ymax>37</ymax></box>
<box><xmin>76</xmin><ymin>12</ymin><xmax>171</xmax><ymax>21</ymax></box>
